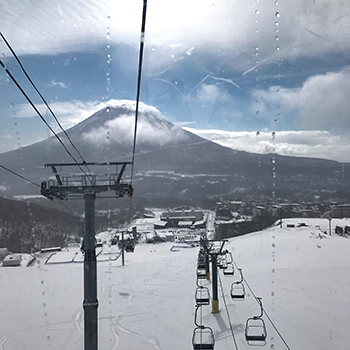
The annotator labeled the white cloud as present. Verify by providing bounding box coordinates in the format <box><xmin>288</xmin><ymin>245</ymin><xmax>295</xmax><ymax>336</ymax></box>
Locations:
<box><xmin>49</xmin><ymin>80</ymin><xmax>68</xmax><ymax>88</ymax></box>
<box><xmin>82</xmin><ymin>101</ymin><xmax>188</xmax><ymax>146</ymax></box>
<box><xmin>10</xmin><ymin>100</ymin><xmax>101</xmax><ymax>128</ymax></box>
<box><xmin>184</xmin><ymin>128</ymin><xmax>350</xmax><ymax>162</ymax></box>
<box><xmin>1</xmin><ymin>0</ymin><xmax>349</xmax><ymax>72</ymax></box>
<box><xmin>251</xmin><ymin>67</ymin><xmax>350</xmax><ymax>133</ymax></box>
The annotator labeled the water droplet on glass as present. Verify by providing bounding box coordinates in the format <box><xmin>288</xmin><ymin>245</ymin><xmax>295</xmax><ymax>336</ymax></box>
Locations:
<box><xmin>275</xmin><ymin>12</ymin><xmax>280</xmax><ymax>17</ymax></box>
<box><xmin>276</xmin><ymin>46</ymin><xmax>280</xmax><ymax>51</ymax></box>
<box><xmin>151</xmin><ymin>47</ymin><xmax>155</xmax><ymax>51</ymax></box>
<box><xmin>255</xmin><ymin>10</ymin><xmax>259</xmax><ymax>14</ymax></box>
<box><xmin>106</xmin><ymin>108</ymin><xmax>110</xmax><ymax>113</ymax></box>
<box><xmin>275</xmin><ymin>21</ymin><xmax>279</xmax><ymax>26</ymax></box>
<box><xmin>255</xmin><ymin>46</ymin><xmax>259</xmax><ymax>51</ymax></box>
<box><xmin>270</xmin><ymin>344</ymin><xmax>275</xmax><ymax>349</ymax></box>
<box><xmin>211</xmin><ymin>3</ymin><xmax>216</xmax><ymax>9</ymax></box>
<box><xmin>275</xmin><ymin>36</ymin><xmax>279</xmax><ymax>41</ymax></box>
<box><xmin>275</xmin><ymin>0</ymin><xmax>279</xmax><ymax>4</ymax></box>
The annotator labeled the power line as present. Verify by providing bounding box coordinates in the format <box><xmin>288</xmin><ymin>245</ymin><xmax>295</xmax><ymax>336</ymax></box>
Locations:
<box><xmin>131</xmin><ymin>0</ymin><xmax>148</xmax><ymax>184</ymax></box>
<box><xmin>0</xmin><ymin>32</ymin><xmax>88</xmax><ymax>167</ymax></box>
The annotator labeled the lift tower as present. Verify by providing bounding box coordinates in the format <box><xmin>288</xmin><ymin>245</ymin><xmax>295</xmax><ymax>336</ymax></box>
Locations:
<box><xmin>200</xmin><ymin>239</ymin><xmax>227</xmax><ymax>314</ymax></box>
<box><xmin>41</xmin><ymin>162</ymin><xmax>133</xmax><ymax>350</ymax></box>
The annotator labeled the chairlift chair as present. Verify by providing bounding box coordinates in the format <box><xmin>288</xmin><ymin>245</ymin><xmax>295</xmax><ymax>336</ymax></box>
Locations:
<box><xmin>230</xmin><ymin>282</ymin><xmax>245</xmax><ymax>300</ymax></box>
<box><xmin>192</xmin><ymin>305</ymin><xmax>215</xmax><ymax>350</ymax></box>
<box><xmin>195</xmin><ymin>286</ymin><xmax>210</xmax><ymax>306</ymax></box>
<box><xmin>226</xmin><ymin>251</ymin><xmax>233</xmax><ymax>263</ymax></box>
<box><xmin>223</xmin><ymin>262</ymin><xmax>234</xmax><ymax>275</ymax></box>
<box><xmin>198</xmin><ymin>256</ymin><xmax>206</xmax><ymax>269</ymax></box>
<box><xmin>245</xmin><ymin>298</ymin><xmax>267</xmax><ymax>346</ymax></box>
<box><xmin>230</xmin><ymin>269</ymin><xmax>245</xmax><ymax>300</ymax></box>
<box><xmin>192</xmin><ymin>327</ymin><xmax>215</xmax><ymax>350</ymax></box>
<box><xmin>220</xmin><ymin>258</ymin><xmax>228</xmax><ymax>270</ymax></box>
<box><xmin>197</xmin><ymin>267</ymin><xmax>207</xmax><ymax>279</ymax></box>
<box><xmin>217</xmin><ymin>256</ymin><xmax>223</xmax><ymax>268</ymax></box>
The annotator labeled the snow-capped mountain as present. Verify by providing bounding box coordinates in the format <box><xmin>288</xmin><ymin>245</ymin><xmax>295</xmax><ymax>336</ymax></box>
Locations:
<box><xmin>0</xmin><ymin>100</ymin><xmax>349</xmax><ymax>204</ymax></box>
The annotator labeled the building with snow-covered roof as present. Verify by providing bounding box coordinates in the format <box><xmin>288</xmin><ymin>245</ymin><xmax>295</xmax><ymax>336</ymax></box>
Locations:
<box><xmin>3</xmin><ymin>254</ymin><xmax>22</xmax><ymax>267</ymax></box>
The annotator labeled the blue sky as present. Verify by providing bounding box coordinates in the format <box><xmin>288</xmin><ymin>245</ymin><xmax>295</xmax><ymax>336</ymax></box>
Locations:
<box><xmin>1</xmin><ymin>0</ymin><xmax>350</xmax><ymax>161</ymax></box>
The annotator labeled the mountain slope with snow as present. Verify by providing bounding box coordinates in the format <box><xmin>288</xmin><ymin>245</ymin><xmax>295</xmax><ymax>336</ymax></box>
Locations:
<box><xmin>1</xmin><ymin>217</ymin><xmax>349</xmax><ymax>349</ymax></box>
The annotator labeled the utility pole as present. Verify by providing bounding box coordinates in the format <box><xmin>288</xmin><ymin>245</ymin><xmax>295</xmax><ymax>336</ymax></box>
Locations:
<box><xmin>41</xmin><ymin>162</ymin><xmax>133</xmax><ymax>350</ymax></box>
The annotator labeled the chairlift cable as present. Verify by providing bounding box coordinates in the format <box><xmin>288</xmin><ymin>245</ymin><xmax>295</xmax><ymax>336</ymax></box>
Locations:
<box><xmin>231</xmin><ymin>258</ymin><xmax>291</xmax><ymax>349</ymax></box>
<box><xmin>0</xmin><ymin>59</ymin><xmax>93</xmax><ymax>182</ymax></box>
<box><xmin>130</xmin><ymin>0</ymin><xmax>148</xmax><ymax>184</ymax></box>
<box><xmin>0</xmin><ymin>32</ymin><xmax>91</xmax><ymax>177</ymax></box>
<box><xmin>0</xmin><ymin>164</ymin><xmax>40</xmax><ymax>188</ymax></box>
<box><xmin>218</xmin><ymin>273</ymin><xmax>239</xmax><ymax>350</ymax></box>
<box><xmin>0</xmin><ymin>164</ymin><xmax>81</xmax><ymax>218</ymax></box>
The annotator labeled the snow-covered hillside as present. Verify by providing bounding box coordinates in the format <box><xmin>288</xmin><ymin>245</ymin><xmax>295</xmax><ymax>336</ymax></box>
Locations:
<box><xmin>0</xmin><ymin>218</ymin><xmax>350</xmax><ymax>349</ymax></box>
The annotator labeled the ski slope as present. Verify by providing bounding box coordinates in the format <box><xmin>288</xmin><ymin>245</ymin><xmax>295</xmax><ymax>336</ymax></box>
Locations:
<box><xmin>0</xmin><ymin>218</ymin><xmax>350</xmax><ymax>349</ymax></box>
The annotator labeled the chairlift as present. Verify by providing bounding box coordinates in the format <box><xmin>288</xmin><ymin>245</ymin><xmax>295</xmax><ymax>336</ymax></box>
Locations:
<box><xmin>197</xmin><ymin>267</ymin><xmax>207</xmax><ymax>279</ymax></box>
<box><xmin>226</xmin><ymin>251</ymin><xmax>233</xmax><ymax>263</ymax></box>
<box><xmin>192</xmin><ymin>305</ymin><xmax>215</xmax><ymax>350</ymax></box>
<box><xmin>220</xmin><ymin>258</ymin><xmax>228</xmax><ymax>270</ymax></box>
<box><xmin>245</xmin><ymin>297</ymin><xmax>267</xmax><ymax>346</ymax></box>
<box><xmin>230</xmin><ymin>268</ymin><xmax>245</xmax><ymax>300</ymax></box>
<box><xmin>217</xmin><ymin>256</ymin><xmax>223</xmax><ymax>268</ymax></box>
<box><xmin>198</xmin><ymin>256</ymin><xmax>206</xmax><ymax>269</ymax></box>
<box><xmin>192</xmin><ymin>327</ymin><xmax>215</xmax><ymax>349</ymax></box>
<box><xmin>195</xmin><ymin>286</ymin><xmax>210</xmax><ymax>306</ymax></box>
<box><xmin>223</xmin><ymin>262</ymin><xmax>234</xmax><ymax>275</ymax></box>
<box><xmin>231</xmin><ymin>282</ymin><xmax>245</xmax><ymax>300</ymax></box>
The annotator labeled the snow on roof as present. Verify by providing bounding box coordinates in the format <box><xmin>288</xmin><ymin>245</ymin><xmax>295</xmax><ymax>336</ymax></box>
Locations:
<box><xmin>3</xmin><ymin>254</ymin><xmax>22</xmax><ymax>266</ymax></box>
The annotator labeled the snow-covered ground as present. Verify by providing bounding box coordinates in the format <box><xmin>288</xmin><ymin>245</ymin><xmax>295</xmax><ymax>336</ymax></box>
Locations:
<box><xmin>0</xmin><ymin>218</ymin><xmax>350</xmax><ymax>349</ymax></box>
